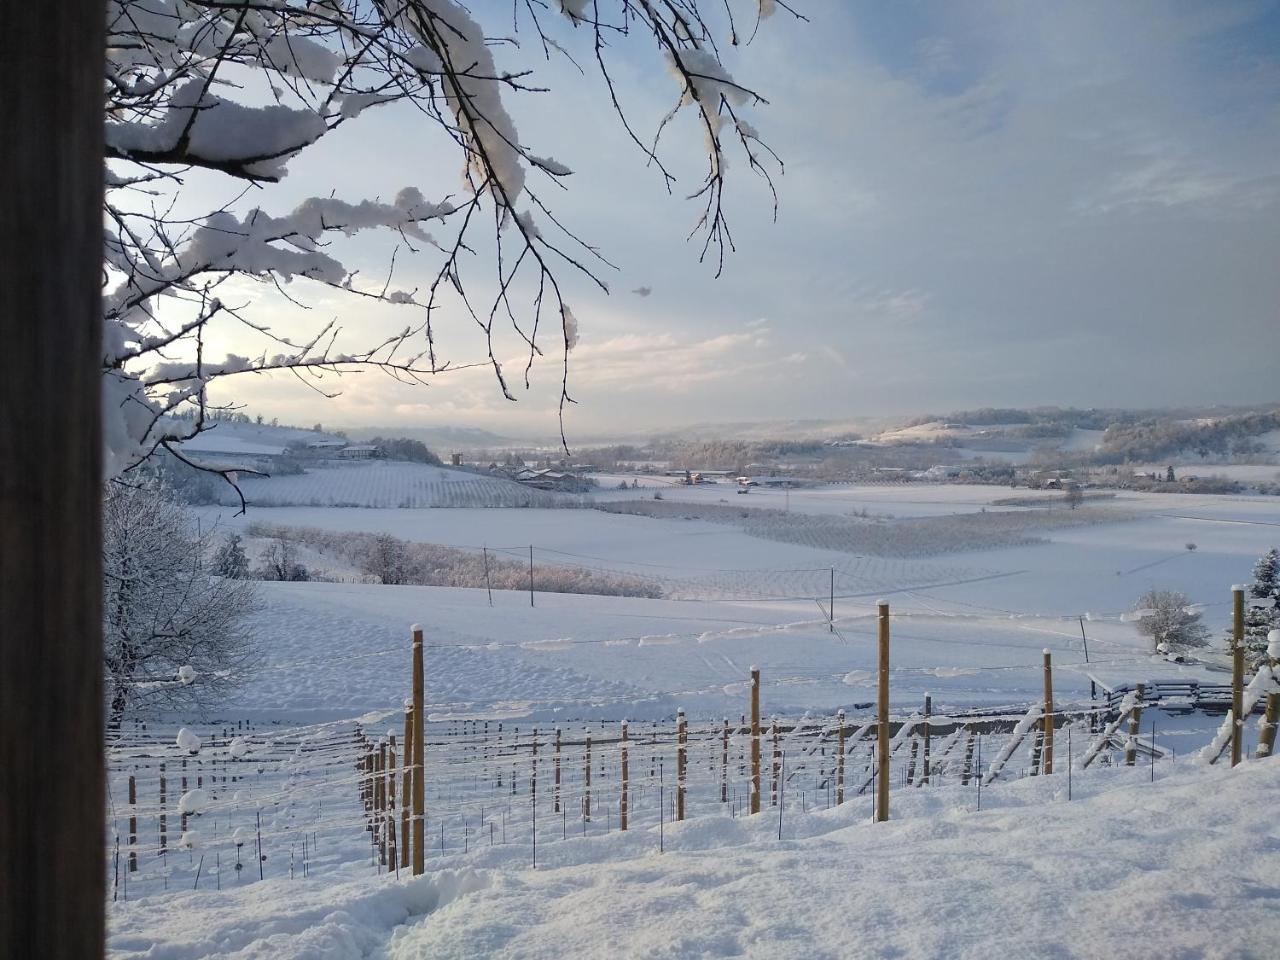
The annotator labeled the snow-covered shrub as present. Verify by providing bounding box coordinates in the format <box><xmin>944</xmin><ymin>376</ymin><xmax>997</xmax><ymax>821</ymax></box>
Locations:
<box><xmin>1131</xmin><ymin>589</ymin><xmax>1209</xmax><ymax>654</ymax></box>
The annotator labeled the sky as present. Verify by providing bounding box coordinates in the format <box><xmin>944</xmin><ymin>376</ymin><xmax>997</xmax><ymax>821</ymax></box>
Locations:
<box><xmin>203</xmin><ymin>0</ymin><xmax>1280</xmax><ymax>441</ymax></box>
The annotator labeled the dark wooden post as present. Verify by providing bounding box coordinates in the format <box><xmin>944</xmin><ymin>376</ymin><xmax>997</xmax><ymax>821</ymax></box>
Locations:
<box><xmin>0</xmin><ymin>3</ymin><xmax>106</xmax><ymax>956</ymax></box>
<box><xmin>921</xmin><ymin>696</ymin><xmax>932</xmax><ymax>786</ymax></box>
<box><xmin>1042</xmin><ymin>651</ymin><xmax>1054</xmax><ymax>775</ymax></box>
<box><xmin>128</xmin><ymin>775</ymin><xmax>138</xmax><ymax>873</ymax></box>
<box><xmin>1231</xmin><ymin>587</ymin><xmax>1245</xmax><ymax>768</ymax></box>
<box><xmin>676</xmin><ymin>709</ymin><xmax>687</xmax><ymax>821</ymax></box>
<box><xmin>1125</xmin><ymin>683</ymin><xmax>1146</xmax><ymax>767</ymax></box>
<box><xmin>721</xmin><ymin>718</ymin><xmax>730</xmax><ymax>804</ymax></box>
<box><xmin>554</xmin><ymin>728</ymin><xmax>561</xmax><ymax>813</ymax></box>
<box><xmin>620</xmin><ymin>721</ymin><xmax>629</xmax><ymax>831</ymax></box>
<box><xmin>750</xmin><ymin>667</ymin><xmax>761</xmax><ymax>815</ymax></box>
<box><xmin>411</xmin><ymin>627</ymin><xmax>425</xmax><ymax>876</ymax></box>
<box><xmin>401</xmin><ymin>705</ymin><xmax>412</xmax><ymax>870</ymax></box>
<box><xmin>836</xmin><ymin>710</ymin><xmax>846</xmax><ymax>805</ymax></box>
<box><xmin>877</xmin><ymin>601</ymin><xmax>890</xmax><ymax>822</ymax></box>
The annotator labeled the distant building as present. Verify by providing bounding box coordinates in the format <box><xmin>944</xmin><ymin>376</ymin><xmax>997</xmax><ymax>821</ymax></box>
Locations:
<box><xmin>338</xmin><ymin>443</ymin><xmax>379</xmax><ymax>460</ymax></box>
<box><xmin>305</xmin><ymin>438</ymin><xmax>346</xmax><ymax>450</ymax></box>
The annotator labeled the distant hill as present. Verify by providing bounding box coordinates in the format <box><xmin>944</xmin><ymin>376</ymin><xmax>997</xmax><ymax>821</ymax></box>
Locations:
<box><xmin>344</xmin><ymin>424</ymin><xmax>515</xmax><ymax>449</ymax></box>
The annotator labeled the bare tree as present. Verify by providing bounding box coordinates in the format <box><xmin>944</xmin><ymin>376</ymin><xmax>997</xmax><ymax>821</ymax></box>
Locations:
<box><xmin>102</xmin><ymin>0</ymin><xmax>799</xmax><ymax>489</ymax></box>
<box><xmin>257</xmin><ymin>537</ymin><xmax>310</xmax><ymax>581</ymax></box>
<box><xmin>364</xmin><ymin>533</ymin><xmax>416</xmax><ymax>584</ymax></box>
<box><xmin>103</xmin><ymin>480</ymin><xmax>259</xmax><ymax>723</ymax></box>
<box><xmin>1132</xmin><ymin>589</ymin><xmax>1209</xmax><ymax>655</ymax></box>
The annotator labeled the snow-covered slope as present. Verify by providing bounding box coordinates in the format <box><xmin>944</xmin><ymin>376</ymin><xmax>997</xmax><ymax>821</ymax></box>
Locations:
<box><xmin>108</xmin><ymin>757</ymin><xmax>1280</xmax><ymax>959</ymax></box>
<box><xmin>219</xmin><ymin>461</ymin><xmax>564</xmax><ymax>508</ymax></box>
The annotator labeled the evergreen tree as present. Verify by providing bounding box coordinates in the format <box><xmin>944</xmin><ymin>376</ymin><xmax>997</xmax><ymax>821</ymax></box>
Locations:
<box><xmin>1251</xmin><ymin>548</ymin><xmax>1279</xmax><ymax>600</ymax></box>
<box><xmin>212</xmin><ymin>533</ymin><xmax>250</xmax><ymax>580</ymax></box>
<box><xmin>1234</xmin><ymin>548</ymin><xmax>1280</xmax><ymax>664</ymax></box>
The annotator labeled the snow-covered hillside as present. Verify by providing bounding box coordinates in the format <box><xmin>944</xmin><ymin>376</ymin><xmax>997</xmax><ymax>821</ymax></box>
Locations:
<box><xmin>218</xmin><ymin>461</ymin><xmax>565</xmax><ymax>509</ymax></box>
<box><xmin>108</xmin><ymin>749</ymin><xmax>1280</xmax><ymax>959</ymax></box>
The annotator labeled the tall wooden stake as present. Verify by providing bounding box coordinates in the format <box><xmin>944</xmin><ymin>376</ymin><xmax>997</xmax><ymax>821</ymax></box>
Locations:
<box><xmin>1257</xmin><ymin>630</ymin><xmax>1280</xmax><ymax>759</ymax></box>
<box><xmin>770</xmin><ymin>718</ymin><xmax>780</xmax><ymax>807</ymax></box>
<box><xmin>676</xmin><ymin>710</ymin><xmax>687</xmax><ymax>821</ymax></box>
<box><xmin>583</xmin><ymin>730</ymin><xmax>592</xmax><ymax>822</ymax></box>
<box><xmin>1042</xmin><ymin>650</ymin><xmax>1054</xmax><ymax>775</ymax></box>
<box><xmin>750</xmin><ymin>667</ymin><xmax>762</xmax><ymax>815</ymax></box>
<box><xmin>528</xmin><ymin>546</ymin><xmax>535</xmax><ymax>607</ymax></box>
<box><xmin>1231</xmin><ymin>587</ymin><xmax>1245</xmax><ymax>768</ymax></box>
<box><xmin>921</xmin><ymin>695</ymin><xmax>932</xmax><ymax>786</ymax></box>
<box><xmin>836</xmin><ymin>710</ymin><xmax>846</xmax><ymax>805</ymax></box>
<box><xmin>554</xmin><ymin>728</ymin><xmax>561</xmax><ymax>813</ymax></box>
<box><xmin>876</xmin><ymin>601</ymin><xmax>890</xmax><ymax>822</ymax></box>
<box><xmin>376</xmin><ymin>740</ymin><xmax>387</xmax><ymax>865</ymax></box>
<box><xmin>1125</xmin><ymin>683</ymin><xmax>1145</xmax><ymax>767</ymax></box>
<box><xmin>388</xmin><ymin>734</ymin><xmax>398</xmax><ymax>869</ymax></box>
<box><xmin>128</xmin><ymin>775</ymin><xmax>138</xmax><ymax>873</ymax></box>
<box><xmin>401</xmin><ymin>704</ymin><xmax>412</xmax><ymax>870</ymax></box>
<box><xmin>411</xmin><ymin>626</ymin><xmax>425</xmax><ymax>876</ymax></box>
<box><xmin>620</xmin><ymin>721</ymin><xmax>629</xmax><ymax>831</ymax></box>
<box><xmin>721</xmin><ymin>718</ymin><xmax>730</xmax><ymax>804</ymax></box>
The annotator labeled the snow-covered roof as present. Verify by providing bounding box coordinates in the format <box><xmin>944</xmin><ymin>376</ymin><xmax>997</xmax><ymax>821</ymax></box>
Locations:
<box><xmin>176</xmin><ymin>434</ymin><xmax>286</xmax><ymax>457</ymax></box>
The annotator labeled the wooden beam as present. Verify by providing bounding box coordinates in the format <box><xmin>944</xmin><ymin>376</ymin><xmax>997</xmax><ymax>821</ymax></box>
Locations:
<box><xmin>0</xmin><ymin>3</ymin><xmax>106</xmax><ymax>957</ymax></box>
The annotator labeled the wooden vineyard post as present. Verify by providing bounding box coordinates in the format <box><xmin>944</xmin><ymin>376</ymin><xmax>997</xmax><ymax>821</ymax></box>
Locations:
<box><xmin>676</xmin><ymin>710</ymin><xmax>687</xmax><ymax>822</ymax></box>
<box><xmin>836</xmin><ymin>710</ymin><xmax>846</xmax><ymax>805</ymax></box>
<box><xmin>1042</xmin><ymin>651</ymin><xmax>1054</xmax><ymax>774</ymax></box>
<box><xmin>159</xmin><ymin>763</ymin><xmax>167</xmax><ymax>853</ymax></box>
<box><xmin>583</xmin><ymin>730</ymin><xmax>592</xmax><ymax>822</ymax></box>
<box><xmin>921</xmin><ymin>696</ymin><xmax>931</xmax><ymax>786</ymax></box>
<box><xmin>376</xmin><ymin>740</ymin><xmax>387</xmax><ymax>865</ymax></box>
<box><xmin>620</xmin><ymin>721</ymin><xmax>629</xmax><ymax>831</ymax></box>
<box><xmin>388</xmin><ymin>734</ymin><xmax>398</xmax><ymax>870</ymax></box>
<box><xmin>401</xmin><ymin>704</ymin><xmax>412</xmax><ymax>870</ymax></box>
<box><xmin>1125</xmin><ymin>683</ymin><xmax>1146</xmax><ymax>767</ymax></box>
<box><xmin>770</xmin><ymin>718</ymin><xmax>780</xmax><ymax>807</ymax></box>
<box><xmin>554</xmin><ymin>728</ymin><xmax>561</xmax><ymax>813</ymax></box>
<box><xmin>127</xmin><ymin>775</ymin><xmax>138</xmax><ymax>872</ymax></box>
<box><xmin>961</xmin><ymin>729</ymin><xmax>975</xmax><ymax>785</ymax></box>
<box><xmin>181</xmin><ymin>759</ymin><xmax>188</xmax><ymax>836</ymax></box>
<box><xmin>877</xmin><ymin>601</ymin><xmax>890</xmax><ymax>822</ymax></box>
<box><xmin>750</xmin><ymin>667</ymin><xmax>762</xmax><ymax>815</ymax></box>
<box><xmin>1232</xmin><ymin>586</ymin><xmax>1245</xmax><ymax>768</ymax></box>
<box><xmin>411</xmin><ymin>626</ymin><xmax>425</xmax><ymax>876</ymax></box>
<box><xmin>1257</xmin><ymin>631</ymin><xmax>1280</xmax><ymax>759</ymax></box>
<box><xmin>721</xmin><ymin>719</ymin><xmax>730</xmax><ymax>804</ymax></box>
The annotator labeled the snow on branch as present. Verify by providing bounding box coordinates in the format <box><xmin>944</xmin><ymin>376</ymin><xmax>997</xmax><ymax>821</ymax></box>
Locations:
<box><xmin>103</xmin><ymin>0</ymin><xmax>798</xmax><ymax>481</ymax></box>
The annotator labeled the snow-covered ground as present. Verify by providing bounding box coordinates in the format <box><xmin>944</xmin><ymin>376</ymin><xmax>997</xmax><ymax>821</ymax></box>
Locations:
<box><xmin>109</xmin><ymin>751</ymin><xmax>1280</xmax><ymax>959</ymax></box>
<box><xmin>112</xmin><ymin>482</ymin><xmax>1280</xmax><ymax>957</ymax></box>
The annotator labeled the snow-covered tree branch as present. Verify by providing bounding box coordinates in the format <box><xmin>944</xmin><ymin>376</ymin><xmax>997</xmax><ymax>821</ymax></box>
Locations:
<box><xmin>103</xmin><ymin>479</ymin><xmax>259</xmax><ymax>723</ymax></box>
<box><xmin>104</xmin><ymin>0</ymin><xmax>797</xmax><ymax>482</ymax></box>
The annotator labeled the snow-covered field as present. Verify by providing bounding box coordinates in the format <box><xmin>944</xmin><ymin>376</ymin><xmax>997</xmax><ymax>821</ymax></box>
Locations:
<box><xmin>218</xmin><ymin>461</ymin><xmax>563</xmax><ymax>509</ymax></box>
<box><xmin>113</xmin><ymin>481</ymin><xmax>1280</xmax><ymax>957</ymax></box>
<box><xmin>109</xmin><ymin>738</ymin><xmax>1280</xmax><ymax>959</ymax></box>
